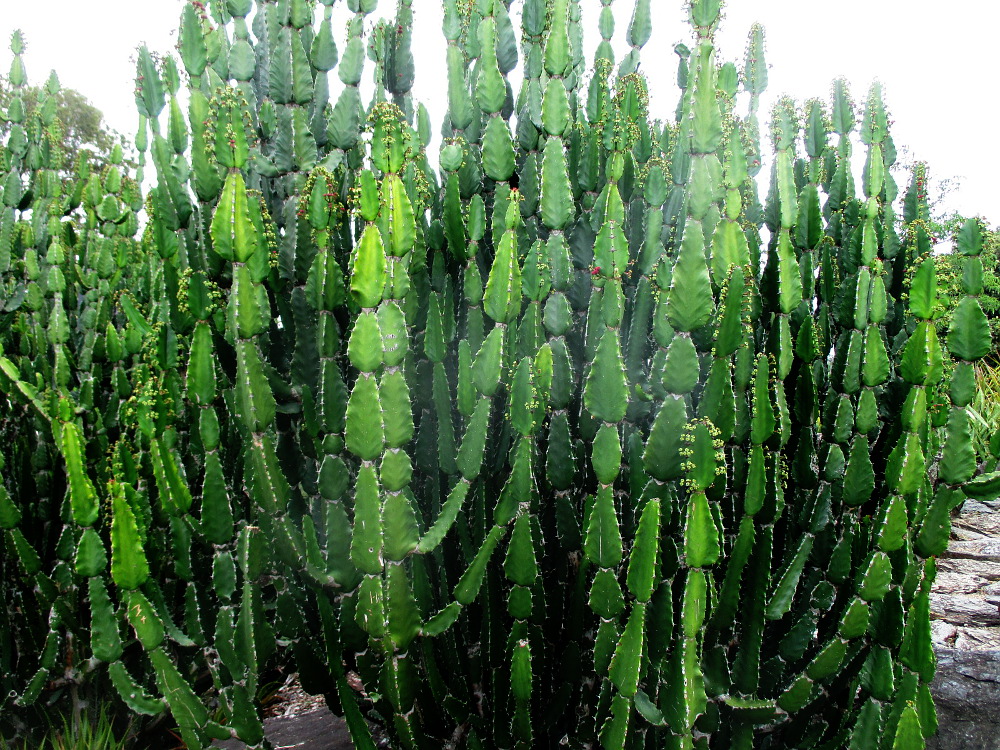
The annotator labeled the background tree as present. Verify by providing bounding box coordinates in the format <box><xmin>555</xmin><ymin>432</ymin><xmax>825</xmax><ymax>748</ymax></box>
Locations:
<box><xmin>0</xmin><ymin>73</ymin><xmax>130</xmax><ymax>171</ymax></box>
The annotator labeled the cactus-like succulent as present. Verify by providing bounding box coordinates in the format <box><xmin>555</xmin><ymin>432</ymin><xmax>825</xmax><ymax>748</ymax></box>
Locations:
<box><xmin>0</xmin><ymin>2</ymin><xmax>990</xmax><ymax>749</ymax></box>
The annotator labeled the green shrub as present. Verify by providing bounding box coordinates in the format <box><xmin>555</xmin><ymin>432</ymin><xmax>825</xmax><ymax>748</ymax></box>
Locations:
<box><xmin>1</xmin><ymin>1</ymin><xmax>995</xmax><ymax>748</ymax></box>
<box><xmin>968</xmin><ymin>362</ymin><xmax>1000</xmax><ymax>473</ymax></box>
<box><xmin>1</xmin><ymin>702</ymin><xmax>136</xmax><ymax>750</ymax></box>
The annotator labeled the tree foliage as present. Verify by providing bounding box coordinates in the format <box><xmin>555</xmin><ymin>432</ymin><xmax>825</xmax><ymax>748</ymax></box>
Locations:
<box><xmin>0</xmin><ymin>73</ymin><xmax>128</xmax><ymax>171</ymax></box>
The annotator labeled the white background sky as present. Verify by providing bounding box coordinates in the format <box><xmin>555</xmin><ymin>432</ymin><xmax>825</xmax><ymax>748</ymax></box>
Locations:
<box><xmin>2</xmin><ymin>0</ymin><xmax>998</xmax><ymax>227</ymax></box>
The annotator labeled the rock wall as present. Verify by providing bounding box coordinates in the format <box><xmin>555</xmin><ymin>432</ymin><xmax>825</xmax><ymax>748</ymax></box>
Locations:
<box><xmin>929</xmin><ymin>511</ymin><xmax>1000</xmax><ymax>750</ymax></box>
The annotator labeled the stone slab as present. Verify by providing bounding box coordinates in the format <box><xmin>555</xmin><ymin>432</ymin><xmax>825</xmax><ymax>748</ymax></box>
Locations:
<box><xmin>928</xmin><ymin>649</ymin><xmax>1000</xmax><ymax>750</ymax></box>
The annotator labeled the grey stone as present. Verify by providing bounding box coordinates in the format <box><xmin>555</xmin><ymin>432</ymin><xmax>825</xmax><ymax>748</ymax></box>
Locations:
<box><xmin>931</xmin><ymin>594</ymin><xmax>1000</xmax><ymax>627</ymax></box>
<box><xmin>959</xmin><ymin>500</ymin><xmax>996</xmax><ymax>515</ymax></box>
<box><xmin>942</xmin><ymin>540</ymin><xmax>1000</xmax><ymax>564</ymax></box>
<box><xmin>212</xmin><ymin>710</ymin><xmax>355</xmax><ymax>750</ymax></box>
<box><xmin>928</xmin><ymin>511</ymin><xmax>1000</xmax><ymax>749</ymax></box>
<box><xmin>928</xmin><ymin>649</ymin><xmax>1000</xmax><ymax>750</ymax></box>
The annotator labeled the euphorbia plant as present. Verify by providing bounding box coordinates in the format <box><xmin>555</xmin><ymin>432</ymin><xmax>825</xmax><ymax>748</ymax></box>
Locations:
<box><xmin>2</xmin><ymin>1</ymin><xmax>996</xmax><ymax>748</ymax></box>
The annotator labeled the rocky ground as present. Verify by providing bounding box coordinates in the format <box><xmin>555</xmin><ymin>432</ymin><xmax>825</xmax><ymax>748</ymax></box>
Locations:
<box><xmin>928</xmin><ymin>503</ymin><xmax>1000</xmax><ymax>750</ymax></box>
<box><xmin>214</xmin><ymin>502</ymin><xmax>1000</xmax><ymax>750</ymax></box>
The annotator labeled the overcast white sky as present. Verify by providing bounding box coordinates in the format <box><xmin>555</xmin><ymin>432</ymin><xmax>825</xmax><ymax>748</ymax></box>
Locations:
<box><xmin>2</xmin><ymin>0</ymin><xmax>997</xmax><ymax>226</ymax></box>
